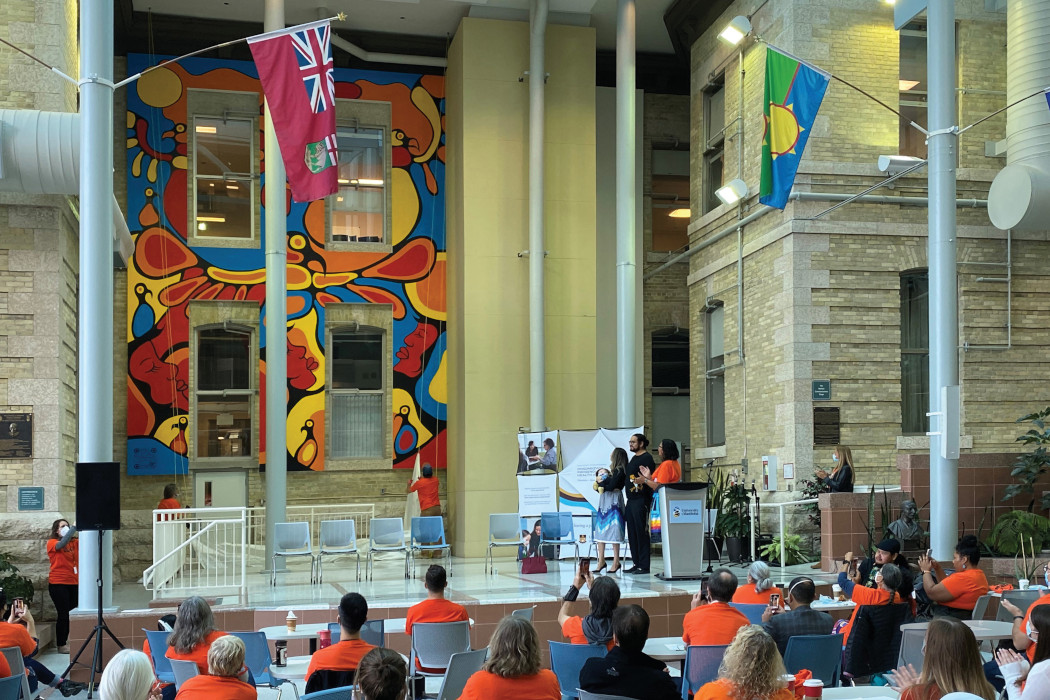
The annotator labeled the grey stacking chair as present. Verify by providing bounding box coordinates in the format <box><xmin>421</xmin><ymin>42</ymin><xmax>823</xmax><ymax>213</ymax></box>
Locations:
<box><xmin>317</xmin><ymin>519</ymin><xmax>360</xmax><ymax>582</ymax></box>
<box><xmin>271</xmin><ymin>521</ymin><xmax>316</xmax><ymax>586</ymax></box>
<box><xmin>169</xmin><ymin>658</ymin><xmax>199</xmax><ymax>690</ymax></box>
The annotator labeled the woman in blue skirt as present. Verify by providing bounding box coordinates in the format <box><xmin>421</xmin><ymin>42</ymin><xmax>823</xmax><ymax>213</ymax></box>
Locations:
<box><xmin>593</xmin><ymin>447</ymin><xmax>628</xmax><ymax>573</ymax></box>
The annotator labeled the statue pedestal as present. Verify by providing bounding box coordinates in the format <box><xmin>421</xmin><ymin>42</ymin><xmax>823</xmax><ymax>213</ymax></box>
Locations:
<box><xmin>818</xmin><ymin>491</ymin><xmax>909</xmax><ymax>572</ymax></box>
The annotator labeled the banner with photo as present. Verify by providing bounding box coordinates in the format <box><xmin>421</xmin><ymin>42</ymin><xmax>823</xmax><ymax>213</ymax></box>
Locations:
<box><xmin>517</xmin><ymin>430</ymin><xmax>559</xmax><ymax>473</ymax></box>
<box><xmin>557</xmin><ymin>427</ymin><xmax>643</xmax><ymax>514</ymax></box>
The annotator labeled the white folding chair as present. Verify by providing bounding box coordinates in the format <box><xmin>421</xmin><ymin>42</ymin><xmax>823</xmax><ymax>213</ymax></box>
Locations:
<box><xmin>169</xmin><ymin>658</ymin><xmax>199</xmax><ymax>690</ymax></box>
<box><xmin>368</xmin><ymin>517</ymin><xmax>409</xmax><ymax>580</ymax></box>
<box><xmin>317</xmin><ymin>519</ymin><xmax>360</xmax><ymax>582</ymax></box>
<box><xmin>410</xmin><ymin>621</ymin><xmax>471</xmax><ymax>677</ymax></box>
<box><xmin>487</xmin><ymin>513</ymin><xmax>522</xmax><ymax>574</ymax></box>
<box><xmin>271</xmin><ymin>521</ymin><xmax>316</xmax><ymax>586</ymax></box>
<box><xmin>433</xmin><ymin>648</ymin><xmax>487</xmax><ymax>700</ymax></box>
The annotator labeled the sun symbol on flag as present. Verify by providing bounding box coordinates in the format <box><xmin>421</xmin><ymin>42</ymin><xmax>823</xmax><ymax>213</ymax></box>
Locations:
<box><xmin>765</xmin><ymin>102</ymin><xmax>803</xmax><ymax>160</ymax></box>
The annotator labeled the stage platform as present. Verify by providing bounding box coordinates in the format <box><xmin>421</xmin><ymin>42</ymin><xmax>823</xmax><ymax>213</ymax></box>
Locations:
<box><xmin>67</xmin><ymin>555</ymin><xmax>837</xmax><ymax>683</ymax></box>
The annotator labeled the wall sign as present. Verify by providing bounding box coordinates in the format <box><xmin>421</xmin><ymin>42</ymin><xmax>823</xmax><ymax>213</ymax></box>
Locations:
<box><xmin>812</xmin><ymin>380</ymin><xmax>832</xmax><ymax>401</ymax></box>
<box><xmin>18</xmin><ymin>487</ymin><xmax>44</xmax><ymax>511</ymax></box>
<box><xmin>0</xmin><ymin>412</ymin><xmax>32</xmax><ymax>459</ymax></box>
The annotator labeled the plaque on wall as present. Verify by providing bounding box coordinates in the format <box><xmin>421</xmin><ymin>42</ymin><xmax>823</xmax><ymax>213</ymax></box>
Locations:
<box><xmin>813</xmin><ymin>407</ymin><xmax>840</xmax><ymax>446</ymax></box>
<box><xmin>0</xmin><ymin>413</ymin><xmax>32</xmax><ymax>458</ymax></box>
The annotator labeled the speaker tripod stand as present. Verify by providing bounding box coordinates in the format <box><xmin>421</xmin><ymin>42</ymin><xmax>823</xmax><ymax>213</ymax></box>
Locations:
<box><xmin>62</xmin><ymin>530</ymin><xmax>124</xmax><ymax>699</ymax></box>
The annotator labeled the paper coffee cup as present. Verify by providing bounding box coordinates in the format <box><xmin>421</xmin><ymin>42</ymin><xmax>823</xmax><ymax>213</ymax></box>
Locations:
<box><xmin>781</xmin><ymin>674</ymin><xmax>796</xmax><ymax>692</ymax></box>
<box><xmin>803</xmin><ymin>678</ymin><xmax>824</xmax><ymax>698</ymax></box>
<box><xmin>286</xmin><ymin>611</ymin><xmax>297</xmax><ymax>631</ymax></box>
<box><xmin>831</xmin><ymin>584</ymin><xmax>842</xmax><ymax>595</ymax></box>
<box><xmin>1019</xmin><ymin>578</ymin><xmax>1030</xmax><ymax>590</ymax></box>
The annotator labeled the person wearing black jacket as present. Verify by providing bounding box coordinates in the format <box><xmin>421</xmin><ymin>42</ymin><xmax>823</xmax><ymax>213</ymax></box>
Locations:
<box><xmin>815</xmin><ymin>445</ymin><xmax>855</xmax><ymax>492</ymax></box>
<box><xmin>594</xmin><ymin>448</ymin><xmax>628</xmax><ymax>573</ymax></box>
<box><xmin>624</xmin><ymin>433</ymin><xmax>655</xmax><ymax>574</ymax></box>
<box><xmin>580</xmin><ymin>605</ymin><xmax>679</xmax><ymax>700</ymax></box>
<box><xmin>857</xmin><ymin>538</ymin><xmax>915</xmax><ymax>605</ymax></box>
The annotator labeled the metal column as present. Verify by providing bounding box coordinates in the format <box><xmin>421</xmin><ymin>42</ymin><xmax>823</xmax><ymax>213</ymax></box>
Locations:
<box><xmin>616</xmin><ymin>0</ymin><xmax>638</xmax><ymax>427</ymax></box>
<box><xmin>77</xmin><ymin>0</ymin><xmax>115</xmax><ymax>610</ymax></box>
<box><xmin>528</xmin><ymin>0</ymin><xmax>548</xmax><ymax>432</ymax></box>
<box><xmin>926</xmin><ymin>0</ymin><xmax>960</xmax><ymax>559</ymax></box>
<box><xmin>263</xmin><ymin>0</ymin><xmax>288</xmax><ymax>571</ymax></box>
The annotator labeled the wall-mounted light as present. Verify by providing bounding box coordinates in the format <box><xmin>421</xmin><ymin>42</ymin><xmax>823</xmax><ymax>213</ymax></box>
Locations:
<box><xmin>718</xmin><ymin>16</ymin><xmax>752</xmax><ymax>46</ymax></box>
<box><xmin>877</xmin><ymin>155</ymin><xmax>925</xmax><ymax>174</ymax></box>
<box><xmin>668</xmin><ymin>208</ymin><xmax>691</xmax><ymax>218</ymax></box>
<box><xmin>715</xmin><ymin>179</ymin><xmax>749</xmax><ymax>206</ymax></box>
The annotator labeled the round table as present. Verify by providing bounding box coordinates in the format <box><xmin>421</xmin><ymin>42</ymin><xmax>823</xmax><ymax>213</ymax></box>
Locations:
<box><xmin>268</xmin><ymin>655</ymin><xmax>312</xmax><ymax>682</ymax></box>
<box><xmin>642</xmin><ymin>636</ymin><xmax>687</xmax><ymax>662</ymax></box>
<box><xmin>900</xmin><ymin>619</ymin><xmax>1013</xmax><ymax>641</ymax></box>
<box><xmin>260</xmin><ymin>623</ymin><xmax>330</xmax><ymax>654</ymax></box>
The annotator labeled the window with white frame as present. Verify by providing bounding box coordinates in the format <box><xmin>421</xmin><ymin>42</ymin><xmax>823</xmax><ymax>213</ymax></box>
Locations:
<box><xmin>196</xmin><ymin>327</ymin><xmax>253</xmax><ymax>458</ymax></box>
<box><xmin>705</xmin><ymin>303</ymin><xmax>726</xmax><ymax>446</ymax></box>
<box><xmin>702</xmin><ymin>77</ymin><xmax>726</xmax><ymax>214</ymax></box>
<box><xmin>331</xmin><ymin>125</ymin><xmax>386</xmax><ymax>243</ymax></box>
<box><xmin>192</xmin><ymin>116</ymin><xmax>255</xmax><ymax>239</ymax></box>
<box><xmin>900</xmin><ymin>270</ymin><xmax>930</xmax><ymax>435</ymax></box>
<box><xmin>329</xmin><ymin>327</ymin><xmax>384</xmax><ymax>458</ymax></box>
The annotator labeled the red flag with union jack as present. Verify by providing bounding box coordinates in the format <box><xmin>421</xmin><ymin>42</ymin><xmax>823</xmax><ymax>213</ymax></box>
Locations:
<box><xmin>248</xmin><ymin>19</ymin><xmax>338</xmax><ymax>202</ymax></box>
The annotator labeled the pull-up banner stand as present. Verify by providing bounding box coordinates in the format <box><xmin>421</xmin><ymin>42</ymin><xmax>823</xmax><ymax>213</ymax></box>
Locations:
<box><xmin>656</xmin><ymin>482</ymin><xmax>707</xmax><ymax>581</ymax></box>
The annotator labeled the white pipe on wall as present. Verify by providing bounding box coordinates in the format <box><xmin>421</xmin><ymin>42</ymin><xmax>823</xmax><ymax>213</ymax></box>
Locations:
<box><xmin>528</xmin><ymin>0</ymin><xmax>548</xmax><ymax>432</ymax></box>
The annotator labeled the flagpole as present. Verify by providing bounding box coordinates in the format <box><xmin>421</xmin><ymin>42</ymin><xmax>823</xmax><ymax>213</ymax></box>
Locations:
<box><xmin>263</xmin><ymin>0</ymin><xmax>289</xmax><ymax>577</ymax></box>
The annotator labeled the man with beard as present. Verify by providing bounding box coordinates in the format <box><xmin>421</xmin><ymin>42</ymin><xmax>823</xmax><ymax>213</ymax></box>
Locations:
<box><xmin>624</xmin><ymin>433</ymin><xmax>655</xmax><ymax>574</ymax></box>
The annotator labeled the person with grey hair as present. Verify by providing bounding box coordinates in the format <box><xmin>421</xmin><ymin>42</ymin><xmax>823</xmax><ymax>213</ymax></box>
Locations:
<box><xmin>838</xmin><ymin>560</ymin><xmax>906</xmax><ymax>649</ymax></box>
<box><xmin>174</xmin><ymin>635</ymin><xmax>256</xmax><ymax>699</ymax></box>
<box><xmin>733</xmin><ymin>561</ymin><xmax>785</xmax><ymax>608</ymax></box>
<box><xmin>164</xmin><ymin>596</ymin><xmax>230</xmax><ymax>674</ymax></box>
<box><xmin>99</xmin><ymin>649</ymin><xmax>160</xmax><ymax>700</ymax></box>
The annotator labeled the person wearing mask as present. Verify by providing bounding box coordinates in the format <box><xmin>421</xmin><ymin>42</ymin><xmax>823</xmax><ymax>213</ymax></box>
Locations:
<box><xmin>46</xmin><ymin>518</ymin><xmax>78</xmax><ymax>653</ymax></box>
<box><xmin>99</xmin><ymin>649</ymin><xmax>162</xmax><ymax>700</ymax></box>
<box><xmin>593</xmin><ymin>448</ymin><xmax>628</xmax><ymax>573</ymax></box>
<box><xmin>996</xmin><ymin>604</ymin><xmax>1050</xmax><ymax>699</ymax></box>
<box><xmin>761</xmin><ymin>576</ymin><xmax>834</xmax><ymax>656</ymax></box>
<box><xmin>856</xmin><ymin>538</ymin><xmax>915</xmax><ymax>607</ymax></box>
<box><xmin>407</xmin><ymin>464</ymin><xmax>441</xmax><ymax>517</ymax></box>
<box><xmin>579</xmin><ymin>605</ymin><xmax>679</xmax><ymax>700</ymax></box>
<box><xmin>624</xmin><ymin>433</ymin><xmax>655</xmax><ymax>575</ymax></box>
<box><xmin>354</xmin><ymin>648</ymin><xmax>408</xmax><ymax>700</ymax></box>
<box><xmin>636</xmin><ymin>438</ymin><xmax>682</xmax><ymax>492</ymax></box>
<box><xmin>459</xmin><ymin>616</ymin><xmax>560</xmax><ymax>700</ymax></box>
<box><xmin>305</xmin><ymin>592</ymin><xmax>375</xmax><ymax>691</ymax></box>
<box><xmin>917</xmin><ymin>535</ymin><xmax>990</xmax><ymax>619</ymax></box>
<box><xmin>836</xmin><ymin>558</ymin><xmax>905</xmax><ymax>647</ymax></box>
<box><xmin>1000</xmin><ymin>579</ymin><xmax>1050</xmax><ymax>666</ymax></box>
<box><xmin>887</xmin><ymin>617</ymin><xmax>996</xmax><ymax>700</ymax></box>
<box><xmin>682</xmin><ymin>568</ymin><xmax>750</xmax><ymax>646</ymax></box>
<box><xmin>733</xmin><ymin>561</ymin><xmax>784</xmax><ymax>607</ymax></box>
<box><xmin>405</xmin><ymin>565</ymin><xmax>469</xmax><ymax>672</ymax></box>
<box><xmin>815</xmin><ymin>445</ymin><xmax>854</xmax><ymax>493</ymax></box>
<box><xmin>175</xmin><ymin>635</ymin><xmax>257</xmax><ymax>700</ymax></box>
<box><xmin>695</xmin><ymin>625</ymin><xmax>793</xmax><ymax>700</ymax></box>
<box><xmin>558</xmin><ymin>565</ymin><xmax>620</xmax><ymax>650</ymax></box>
<box><xmin>0</xmin><ymin>591</ymin><xmax>83</xmax><ymax>697</ymax></box>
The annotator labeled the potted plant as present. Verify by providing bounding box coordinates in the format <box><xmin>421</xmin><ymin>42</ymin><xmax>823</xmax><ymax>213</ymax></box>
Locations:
<box><xmin>1005</xmin><ymin>406</ymin><xmax>1050</xmax><ymax>512</ymax></box>
<box><xmin>760</xmin><ymin>534</ymin><xmax>811</xmax><ymax>566</ymax></box>
<box><xmin>0</xmin><ymin>552</ymin><xmax>34</xmax><ymax>606</ymax></box>
<box><xmin>987</xmin><ymin>510</ymin><xmax>1050</xmax><ymax>556</ymax></box>
<box><xmin>703</xmin><ymin>470</ymin><xmax>728</xmax><ymax>557</ymax></box>
<box><xmin>717</xmin><ymin>482</ymin><xmax>752</xmax><ymax>563</ymax></box>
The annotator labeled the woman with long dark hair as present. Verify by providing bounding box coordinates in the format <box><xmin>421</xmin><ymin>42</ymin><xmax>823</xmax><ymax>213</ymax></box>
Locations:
<box><xmin>996</xmin><ymin>604</ymin><xmax>1050</xmax><ymax>698</ymax></box>
<box><xmin>593</xmin><ymin>447</ymin><xmax>627</xmax><ymax>573</ymax></box>
<box><xmin>917</xmin><ymin>535</ymin><xmax>990</xmax><ymax>619</ymax></box>
<box><xmin>46</xmin><ymin>518</ymin><xmax>78</xmax><ymax>653</ymax></box>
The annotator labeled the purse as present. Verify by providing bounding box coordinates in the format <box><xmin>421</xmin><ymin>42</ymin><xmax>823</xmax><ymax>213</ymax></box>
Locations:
<box><xmin>521</xmin><ymin>555</ymin><xmax>547</xmax><ymax>574</ymax></box>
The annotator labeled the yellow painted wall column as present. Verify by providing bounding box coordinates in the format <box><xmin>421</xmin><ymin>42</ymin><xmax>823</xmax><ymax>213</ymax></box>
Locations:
<box><xmin>446</xmin><ymin>18</ymin><xmax>597</xmax><ymax>558</ymax></box>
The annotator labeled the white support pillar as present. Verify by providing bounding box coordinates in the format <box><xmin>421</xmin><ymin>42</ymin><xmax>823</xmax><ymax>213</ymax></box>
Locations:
<box><xmin>263</xmin><ymin>0</ymin><xmax>289</xmax><ymax>571</ymax></box>
<box><xmin>77</xmin><ymin>0</ymin><xmax>115</xmax><ymax>609</ymax></box>
<box><xmin>528</xmin><ymin>0</ymin><xmax>548</xmax><ymax>432</ymax></box>
<box><xmin>615</xmin><ymin>0</ymin><xmax>638</xmax><ymax>428</ymax></box>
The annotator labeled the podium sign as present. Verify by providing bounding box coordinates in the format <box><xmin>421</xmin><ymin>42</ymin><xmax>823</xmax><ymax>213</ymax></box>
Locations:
<box><xmin>656</xmin><ymin>482</ymin><xmax>708</xmax><ymax>581</ymax></box>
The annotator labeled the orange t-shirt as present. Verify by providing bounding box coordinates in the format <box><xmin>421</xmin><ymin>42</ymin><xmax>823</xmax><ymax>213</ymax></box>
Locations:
<box><xmin>732</xmin><ymin>585</ymin><xmax>784</xmax><ymax>607</ymax></box>
<box><xmin>165</xmin><ymin>630</ymin><xmax>229</xmax><ymax>674</ymax></box>
<box><xmin>47</xmin><ymin>537</ymin><xmax>79</xmax><ymax>585</ymax></box>
<box><xmin>560</xmin><ymin>616</ymin><xmax>615</xmax><ymax>651</ymax></box>
<box><xmin>406</xmin><ymin>597</ymin><xmax>469</xmax><ymax>670</ymax></box>
<box><xmin>0</xmin><ymin>652</ymin><xmax>10</xmax><ymax>678</ymax></box>
<box><xmin>409</xmin><ymin>477</ymin><xmax>441</xmax><ymax>511</ymax></box>
<box><xmin>175</xmin><ymin>674</ymin><xmax>257</xmax><ymax>700</ymax></box>
<box><xmin>939</xmin><ymin>568</ymin><xmax>989</xmax><ymax>611</ymax></box>
<box><xmin>696</xmin><ymin>678</ymin><xmax>793</xmax><ymax>700</ymax></box>
<box><xmin>0</xmin><ymin>622</ymin><xmax>36</xmax><ymax>657</ymax></box>
<box><xmin>305</xmin><ymin>638</ymin><xmax>376</xmax><ymax>681</ymax></box>
<box><xmin>682</xmin><ymin>602</ymin><xmax>750</xmax><ymax>646</ymax></box>
<box><xmin>1023</xmin><ymin>596</ymin><xmax>1050</xmax><ymax>663</ymax></box>
<box><xmin>841</xmin><ymin>586</ymin><xmax>901</xmax><ymax>647</ymax></box>
<box><xmin>652</xmin><ymin>460</ymin><xmax>681</xmax><ymax>485</ymax></box>
<box><xmin>459</xmin><ymin>669</ymin><xmax>560</xmax><ymax>700</ymax></box>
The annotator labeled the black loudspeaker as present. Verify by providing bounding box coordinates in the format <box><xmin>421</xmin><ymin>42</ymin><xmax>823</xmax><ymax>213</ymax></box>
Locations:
<box><xmin>75</xmin><ymin>462</ymin><xmax>121</xmax><ymax>531</ymax></box>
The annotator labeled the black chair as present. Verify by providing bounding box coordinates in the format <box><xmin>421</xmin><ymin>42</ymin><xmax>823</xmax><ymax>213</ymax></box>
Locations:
<box><xmin>305</xmin><ymin>668</ymin><xmax>357</xmax><ymax>695</ymax></box>
<box><xmin>844</xmin><ymin>602</ymin><xmax>913</xmax><ymax>678</ymax></box>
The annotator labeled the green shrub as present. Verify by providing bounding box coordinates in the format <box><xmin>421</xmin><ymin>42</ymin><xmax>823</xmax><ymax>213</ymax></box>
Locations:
<box><xmin>987</xmin><ymin>510</ymin><xmax>1050</xmax><ymax>557</ymax></box>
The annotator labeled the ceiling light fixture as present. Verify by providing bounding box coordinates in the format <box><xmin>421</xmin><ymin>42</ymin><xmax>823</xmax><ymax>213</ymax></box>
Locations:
<box><xmin>715</xmin><ymin>179</ymin><xmax>749</xmax><ymax>206</ymax></box>
<box><xmin>195</xmin><ymin>125</ymin><xmax>217</xmax><ymax>134</ymax></box>
<box><xmin>898</xmin><ymin>79</ymin><xmax>920</xmax><ymax>91</ymax></box>
<box><xmin>350</xmin><ymin>178</ymin><xmax>384</xmax><ymax>187</ymax></box>
<box><xmin>718</xmin><ymin>16</ymin><xmax>752</xmax><ymax>46</ymax></box>
<box><xmin>668</xmin><ymin>208</ymin><xmax>691</xmax><ymax>218</ymax></box>
<box><xmin>197</xmin><ymin>215</ymin><xmax>227</xmax><ymax>223</ymax></box>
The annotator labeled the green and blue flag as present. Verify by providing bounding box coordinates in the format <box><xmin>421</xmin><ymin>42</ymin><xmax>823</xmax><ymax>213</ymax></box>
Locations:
<box><xmin>760</xmin><ymin>46</ymin><xmax>830</xmax><ymax>209</ymax></box>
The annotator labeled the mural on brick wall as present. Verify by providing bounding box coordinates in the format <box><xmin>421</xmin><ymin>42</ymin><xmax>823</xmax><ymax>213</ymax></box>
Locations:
<box><xmin>125</xmin><ymin>54</ymin><xmax>446</xmax><ymax>475</ymax></box>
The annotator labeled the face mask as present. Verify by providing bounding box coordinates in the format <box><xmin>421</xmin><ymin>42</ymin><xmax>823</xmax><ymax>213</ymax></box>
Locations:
<box><xmin>59</xmin><ymin>526</ymin><xmax>69</xmax><ymax>537</ymax></box>
<box><xmin>832</xmin><ymin>453</ymin><xmax>839</xmax><ymax>462</ymax></box>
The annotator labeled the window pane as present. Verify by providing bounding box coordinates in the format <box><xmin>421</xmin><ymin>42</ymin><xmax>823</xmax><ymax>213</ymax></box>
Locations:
<box><xmin>198</xmin><ymin>329</ymin><xmax>251</xmax><ymax>390</ymax></box>
<box><xmin>652</xmin><ymin>331</ymin><xmax>690</xmax><ymax>390</ymax></box>
<box><xmin>899</xmin><ymin>24</ymin><xmax>928</xmax><ymax>158</ymax></box>
<box><xmin>706</xmin><ymin>85</ymin><xmax>725</xmax><ymax>146</ymax></box>
<box><xmin>331</xmin><ymin>332</ymin><xmax>382</xmax><ymax>390</ymax></box>
<box><xmin>901</xmin><ymin>270</ymin><xmax>930</xmax><ymax>433</ymax></box>
<box><xmin>195</xmin><ymin>118</ymin><xmax>253</xmax><ymax>176</ymax></box>
<box><xmin>196</xmin><ymin>178</ymin><xmax>253</xmax><ymax>239</ymax></box>
<box><xmin>330</xmin><ymin>392</ymin><xmax>383</xmax><ymax>458</ymax></box>
<box><xmin>707</xmin><ymin>306</ymin><xmax>724</xmax><ymax>362</ymax></box>
<box><xmin>901</xmin><ymin>353</ymin><xmax>930</xmax><ymax>434</ymax></box>
<box><xmin>332</xmin><ymin>210</ymin><xmax>383</xmax><ymax>242</ymax></box>
<box><xmin>707</xmin><ymin>375</ymin><xmax>726</xmax><ymax>446</ymax></box>
<box><xmin>196</xmin><ymin>398</ymin><xmax>252</xmax><ymax>458</ymax></box>
<box><xmin>901</xmin><ymin>273</ymin><xmax>929</xmax><ymax>351</ymax></box>
<box><xmin>704</xmin><ymin>152</ymin><xmax>724</xmax><ymax>214</ymax></box>
<box><xmin>334</xmin><ymin>126</ymin><xmax>385</xmax><ymax>242</ymax></box>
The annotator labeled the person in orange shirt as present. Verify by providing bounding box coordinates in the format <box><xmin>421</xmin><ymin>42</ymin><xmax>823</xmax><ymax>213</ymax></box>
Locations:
<box><xmin>405</xmin><ymin>565</ymin><xmax>469</xmax><ymax>672</ymax></box>
<box><xmin>407</xmin><ymin>464</ymin><xmax>441</xmax><ymax>517</ymax></box>
<box><xmin>732</xmin><ymin>562</ymin><xmax>785</xmax><ymax>608</ymax></box>
<box><xmin>459</xmin><ymin>616</ymin><xmax>560</xmax><ymax>700</ymax></box>
<box><xmin>918</xmin><ymin>535</ymin><xmax>990</xmax><ymax>619</ymax></box>
<box><xmin>355</xmin><ymin>647</ymin><xmax>409</xmax><ymax>700</ymax></box>
<box><xmin>695</xmin><ymin>625</ymin><xmax>793</xmax><ymax>700</ymax></box>
<box><xmin>164</xmin><ymin>597</ymin><xmax>233</xmax><ymax>675</ymax></box>
<box><xmin>1000</xmin><ymin>586</ymin><xmax>1050</xmax><ymax>664</ymax></box>
<box><xmin>46</xmin><ymin>518</ymin><xmax>78</xmax><ymax>653</ymax></box>
<box><xmin>99</xmin><ymin>649</ymin><xmax>162</xmax><ymax>700</ymax></box>
<box><xmin>682</xmin><ymin>568</ymin><xmax>750</xmax><ymax>646</ymax></box>
<box><xmin>157</xmin><ymin>483</ymin><xmax>182</xmax><ymax>522</ymax></box>
<box><xmin>175</xmin><ymin>635</ymin><xmax>257</xmax><ymax>700</ymax></box>
<box><xmin>305</xmin><ymin>592</ymin><xmax>376</xmax><ymax>691</ymax></box>
<box><xmin>835</xmin><ymin>559</ymin><xmax>905</xmax><ymax>647</ymax></box>
<box><xmin>636</xmin><ymin>439</ymin><xmax>682</xmax><ymax>491</ymax></box>
<box><xmin>557</xmin><ymin>562</ymin><xmax>619</xmax><ymax>650</ymax></box>
<box><xmin>0</xmin><ymin>590</ymin><xmax>84</xmax><ymax>697</ymax></box>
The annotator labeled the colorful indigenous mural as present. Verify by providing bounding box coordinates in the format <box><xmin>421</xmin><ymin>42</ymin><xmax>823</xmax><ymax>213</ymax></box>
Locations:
<box><xmin>124</xmin><ymin>54</ymin><xmax>446</xmax><ymax>475</ymax></box>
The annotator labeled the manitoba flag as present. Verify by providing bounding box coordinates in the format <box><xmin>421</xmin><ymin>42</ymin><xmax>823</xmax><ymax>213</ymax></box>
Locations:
<box><xmin>248</xmin><ymin>19</ymin><xmax>338</xmax><ymax>202</ymax></box>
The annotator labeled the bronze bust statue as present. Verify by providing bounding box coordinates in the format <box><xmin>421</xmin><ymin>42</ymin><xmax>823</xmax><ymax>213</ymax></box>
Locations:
<box><xmin>887</xmin><ymin>499</ymin><xmax>924</xmax><ymax>548</ymax></box>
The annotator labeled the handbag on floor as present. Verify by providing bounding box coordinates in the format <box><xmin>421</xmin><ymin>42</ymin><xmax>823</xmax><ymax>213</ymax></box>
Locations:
<box><xmin>521</xmin><ymin>554</ymin><xmax>547</xmax><ymax>574</ymax></box>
